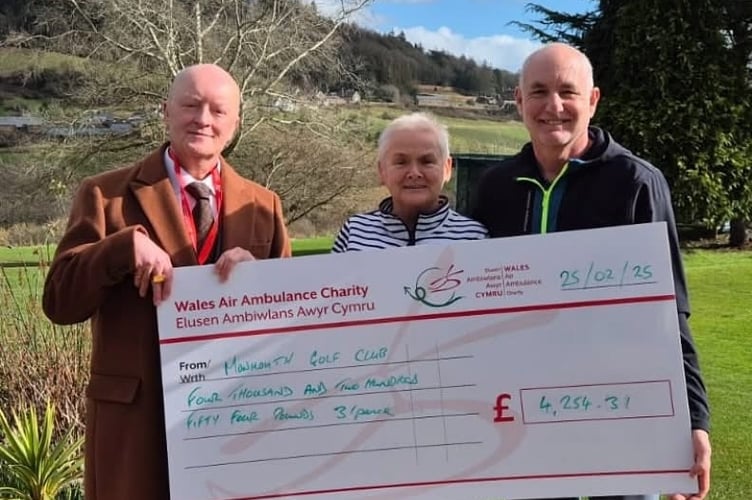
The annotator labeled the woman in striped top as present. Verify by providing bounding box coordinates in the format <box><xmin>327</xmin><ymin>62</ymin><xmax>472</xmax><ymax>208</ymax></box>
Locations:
<box><xmin>332</xmin><ymin>112</ymin><xmax>487</xmax><ymax>252</ymax></box>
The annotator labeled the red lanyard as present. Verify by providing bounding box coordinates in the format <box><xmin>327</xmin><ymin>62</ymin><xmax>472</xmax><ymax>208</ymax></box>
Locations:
<box><xmin>168</xmin><ymin>149</ymin><xmax>223</xmax><ymax>264</ymax></box>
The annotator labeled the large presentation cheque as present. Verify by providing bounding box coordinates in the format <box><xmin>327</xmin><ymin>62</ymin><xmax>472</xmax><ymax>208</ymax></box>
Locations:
<box><xmin>157</xmin><ymin>222</ymin><xmax>696</xmax><ymax>500</ymax></box>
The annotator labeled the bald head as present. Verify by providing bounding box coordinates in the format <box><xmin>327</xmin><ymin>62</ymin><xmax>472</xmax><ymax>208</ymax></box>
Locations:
<box><xmin>519</xmin><ymin>43</ymin><xmax>594</xmax><ymax>90</ymax></box>
<box><xmin>167</xmin><ymin>64</ymin><xmax>241</xmax><ymax>106</ymax></box>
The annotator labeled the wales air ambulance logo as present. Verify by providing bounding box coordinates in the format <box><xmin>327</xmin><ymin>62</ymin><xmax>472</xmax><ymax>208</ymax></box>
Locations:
<box><xmin>404</xmin><ymin>264</ymin><xmax>465</xmax><ymax>308</ymax></box>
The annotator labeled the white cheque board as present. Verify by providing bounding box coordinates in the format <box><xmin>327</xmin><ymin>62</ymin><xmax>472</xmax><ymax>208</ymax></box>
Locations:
<box><xmin>157</xmin><ymin>222</ymin><xmax>696</xmax><ymax>500</ymax></box>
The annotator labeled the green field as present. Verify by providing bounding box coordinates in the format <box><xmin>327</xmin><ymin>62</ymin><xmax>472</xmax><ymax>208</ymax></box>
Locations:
<box><xmin>343</xmin><ymin>105</ymin><xmax>527</xmax><ymax>156</ymax></box>
<box><xmin>449</xmin><ymin>119</ymin><xmax>529</xmax><ymax>155</ymax></box>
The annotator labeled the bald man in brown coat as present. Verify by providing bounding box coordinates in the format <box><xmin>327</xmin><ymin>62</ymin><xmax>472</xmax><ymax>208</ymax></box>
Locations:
<box><xmin>43</xmin><ymin>64</ymin><xmax>291</xmax><ymax>500</ymax></box>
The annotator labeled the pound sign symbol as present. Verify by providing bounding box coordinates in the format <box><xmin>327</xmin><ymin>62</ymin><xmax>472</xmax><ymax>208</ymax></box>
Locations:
<box><xmin>493</xmin><ymin>393</ymin><xmax>514</xmax><ymax>423</ymax></box>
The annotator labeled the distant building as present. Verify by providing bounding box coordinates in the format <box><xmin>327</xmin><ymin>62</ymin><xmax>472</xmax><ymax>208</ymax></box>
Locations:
<box><xmin>415</xmin><ymin>93</ymin><xmax>451</xmax><ymax>107</ymax></box>
<box><xmin>0</xmin><ymin>115</ymin><xmax>45</xmax><ymax>134</ymax></box>
<box><xmin>0</xmin><ymin>113</ymin><xmax>144</xmax><ymax>140</ymax></box>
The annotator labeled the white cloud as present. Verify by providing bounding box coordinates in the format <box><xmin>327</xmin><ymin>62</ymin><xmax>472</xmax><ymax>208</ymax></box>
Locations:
<box><xmin>395</xmin><ymin>25</ymin><xmax>541</xmax><ymax>72</ymax></box>
<box><xmin>312</xmin><ymin>2</ymin><xmax>540</xmax><ymax>72</ymax></box>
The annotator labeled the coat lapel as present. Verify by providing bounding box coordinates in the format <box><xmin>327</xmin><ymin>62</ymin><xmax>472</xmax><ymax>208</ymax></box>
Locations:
<box><xmin>220</xmin><ymin>160</ymin><xmax>257</xmax><ymax>251</ymax></box>
<box><xmin>130</xmin><ymin>147</ymin><xmax>197</xmax><ymax>267</ymax></box>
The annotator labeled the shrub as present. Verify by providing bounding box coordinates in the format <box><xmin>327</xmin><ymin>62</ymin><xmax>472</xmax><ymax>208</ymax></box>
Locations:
<box><xmin>0</xmin><ymin>402</ymin><xmax>83</xmax><ymax>500</ymax></box>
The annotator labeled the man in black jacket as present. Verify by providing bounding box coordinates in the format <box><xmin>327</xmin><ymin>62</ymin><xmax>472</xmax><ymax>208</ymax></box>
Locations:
<box><xmin>473</xmin><ymin>43</ymin><xmax>710</xmax><ymax>500</ymax></box>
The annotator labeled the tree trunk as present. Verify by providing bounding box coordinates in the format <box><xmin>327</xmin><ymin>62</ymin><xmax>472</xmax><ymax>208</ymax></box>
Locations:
<box><xmin>729</xmin><ymin>217</ymin><xmax>748</xmax><ymax>247</ymax></box>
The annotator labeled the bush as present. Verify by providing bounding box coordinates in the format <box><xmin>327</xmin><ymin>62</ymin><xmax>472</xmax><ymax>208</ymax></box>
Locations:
<box><xmin>373</xmin><ymin>84</ymin><xmax>401</xmax><ymax>103</ymax></box>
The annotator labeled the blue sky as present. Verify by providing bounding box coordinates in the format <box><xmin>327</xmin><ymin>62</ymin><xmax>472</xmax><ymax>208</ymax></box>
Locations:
<box><xmin>369</xmin><ymin>0</ymin><xmax>595</xmax><ymax>71</ymax></box>
<box><xmin>318</xmin><ymin>0</ymin><xmax>595</xmax><ymax>72</ymax></box>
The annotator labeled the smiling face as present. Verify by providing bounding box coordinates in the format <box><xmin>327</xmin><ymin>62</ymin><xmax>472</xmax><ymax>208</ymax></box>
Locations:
<box><xmin>163</xmin><ymin>64</ymin><xmax>240</xmax><ymax>177</ymax></box>
<box><xmin>378</xmin><ymin>125</ymin><xmax>452</xmax><ymax>223</ymax></box>
<box><xmin>516</xmin><ymin>44</ymin><xmax>600</xmax><ymax>162</ymax></box>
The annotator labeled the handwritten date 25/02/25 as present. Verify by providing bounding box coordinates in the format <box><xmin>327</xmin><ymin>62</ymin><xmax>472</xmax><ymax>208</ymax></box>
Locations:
<box><xmin>560</xmin><ymin>261</ymin><xmax>653</xmax><ymax>289</ymax></box>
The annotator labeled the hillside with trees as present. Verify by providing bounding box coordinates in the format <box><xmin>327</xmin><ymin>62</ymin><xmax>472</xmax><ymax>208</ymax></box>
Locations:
<box><xmin>330</xmin><ymin>26</ymin><xmax>518</xmax><ymax>102</ymax></box>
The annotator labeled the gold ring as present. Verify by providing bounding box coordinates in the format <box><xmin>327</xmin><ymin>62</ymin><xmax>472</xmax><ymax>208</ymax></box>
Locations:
<box><xmin>152</xmin><ymin>274</ymin><xmax>166</xmax><ymax>284</ymax></box>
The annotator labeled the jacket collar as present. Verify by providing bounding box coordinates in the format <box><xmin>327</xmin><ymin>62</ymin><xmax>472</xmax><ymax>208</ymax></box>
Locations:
<box><xmin>377</xmin><ymin>195</ymin><xmax>451</xmax><ymax>234</ymax></box>
<box><xmin>517</xmin><ymin>126</ymin><xmax>615</xmax><ymax>180</ymax></box>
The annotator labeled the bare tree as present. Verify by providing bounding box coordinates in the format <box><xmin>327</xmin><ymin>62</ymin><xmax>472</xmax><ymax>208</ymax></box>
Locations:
<box><xmin>60</xmin><ymin>0</ymin><xmax>372</xmax><ymax>137</ymax></box>
<box><xmin>7</xmin><ymin>0</ymin><xmax>377</xmax><ymax>228</ymax></box>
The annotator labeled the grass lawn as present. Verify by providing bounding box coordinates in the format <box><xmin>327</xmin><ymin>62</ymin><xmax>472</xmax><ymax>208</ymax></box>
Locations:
<box><xmin>0</xmin><ymin>245</ymin><xmax>56</xmax><ymax>264</ymax></box>
<box><xmin>0</xmin><ymin>238</ymin><xmax>334</xmax><ymax>264</ymax></box>
<box><xmin>680</xmin><ymin>249</ymin><xmax>752</xmax><ymax>500</ymax></box>
<box><xmin>290</xmin><ymin>236</ymin><xmax>334</xmax><ymax>255</ymax></box>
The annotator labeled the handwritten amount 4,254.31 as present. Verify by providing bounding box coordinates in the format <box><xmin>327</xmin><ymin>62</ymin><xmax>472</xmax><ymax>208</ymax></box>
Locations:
<box><xmin>539</xmin><ymin>394</ymin><xmax>631</xmax><ymax>417</ymax></box>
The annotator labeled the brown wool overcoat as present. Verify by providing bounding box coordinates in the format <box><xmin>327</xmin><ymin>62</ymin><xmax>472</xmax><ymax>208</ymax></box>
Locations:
<box><xmin>43</xmin><ymin>146</ymin><xmax>291</xmax><ymax>500</ymax></box>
